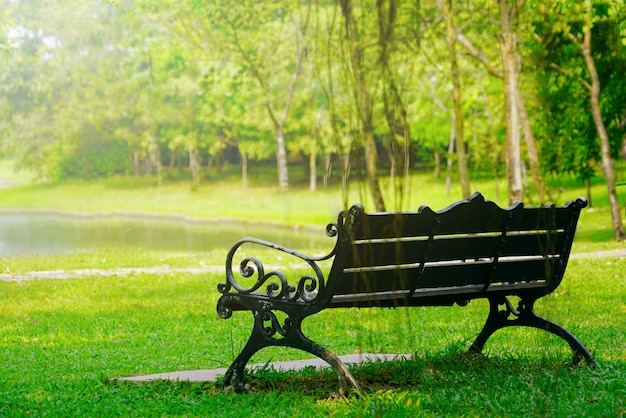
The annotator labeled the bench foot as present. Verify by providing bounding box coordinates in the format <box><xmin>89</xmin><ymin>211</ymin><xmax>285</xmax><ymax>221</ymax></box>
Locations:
<box><xmin>469</xmin><ymin>296</ymin><xmax>596</xmax><ymax>367</ymax></box>
<box><xmin>222</xmin><ymin>310</ymin><xmax>363</xmax><ymax>396</ymax></box>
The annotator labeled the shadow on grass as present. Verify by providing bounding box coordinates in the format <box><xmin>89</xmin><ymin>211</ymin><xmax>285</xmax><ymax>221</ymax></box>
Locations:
<box><xmin>116</xmin><ymin>348</ymin><xmax>613</xmax><ymax>401</ymax></box>
<box><xmin>240</xmin><ymin>352</ymin><xmax>600</xmax><ymax>398</ymax></box>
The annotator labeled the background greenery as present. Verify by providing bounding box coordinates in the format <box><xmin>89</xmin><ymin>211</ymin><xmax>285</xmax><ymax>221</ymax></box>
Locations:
<box><xmin>1</xmin><ymin>0</ymin><xmax>624</xmax><ymax>196</ymax></box>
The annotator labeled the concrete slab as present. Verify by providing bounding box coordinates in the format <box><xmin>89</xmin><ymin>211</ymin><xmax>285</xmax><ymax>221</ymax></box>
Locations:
<box><xmin>118</xmin><ymin>353</ymin><xmax>411</xmax><ymax>383</ymax></box>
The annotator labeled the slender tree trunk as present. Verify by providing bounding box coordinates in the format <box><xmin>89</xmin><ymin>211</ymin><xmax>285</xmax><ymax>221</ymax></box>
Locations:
<box><xmin>324</xmin><ymin>153</ymin><xmax>332</xmax><ymax>189</ymax></box>
<box><xmin>188</xmin><ymin>143</ymin><xmax>200</xmax><ymax>191</ymax></box>
<box><xmin>272</xmin><ymin>41</ymin><xmax>306</xmax><ymax>191</ymax></box>
<box><xmin>498</xmin><ymin>0</ymin><xmax>523</xmax><ymax>204</ymax></box>
<box><xmin>446</xmin><ymin>113</ymin><xmax>455</xmax><ymax>196</ymax></box>
<box><xmin>342</xmin><ymin>151</ymin><xmax>351</xmax><ymax>210</ymax></box>
<box><xmin>579</xmin><ymin>26</ymin><xmax>624</xmax><ymax>240</ymax></box>
<box><xmin>309</xmin><ymin>151</ymin><xmax>317</xmax><ymax>192</ymax></box>
<box><xmin>339</xmin><ymin>0</ymin><xmax>386</xmax><ymax>211</ymax></box>
<box><xmin>516</xmin><ymin>89</ymin><xmax>546</xmax><ymax>203</ymax></box>
<box><xmin>241</xmin><ymin>149</ymin><xmax>248</xmax><ymax>191</ymax></box>
<box><xmin>275</xmin><ymin>124</ymin><xmax>289</xmax><ymax>190</ymax></box>
<box><xmin>149</xmin><ymin>140</ymin><xmax>162</xmax><ymax>188</ymax></box>
<box><xmin>434</xmin><ymin>151</ymin><xmax>441</xmax><ymax>179</ymax></box>
<box><xmin>167</xmin><ymin>152</ymin><xmax>175</xmax><ymax>177</ymax></box>
<box><xmin>585</xmin><ymin>178</ymin><xmax>592</xmax><ymax>208</ymax></box>
<box><xmin>442</xmin><ymin>0</ymin><xmax>470</xmax><ymax>199</ymax></box>
<box><xmin>457</xmin><ymin>2</ymin><xmax>530</xmax><ymax>204</ymax></box>
<box><xmin>133</xmin><ymin>150</ymin><xmax>140</xmax><ymax>177</ymax></box>
<box><xmin>185</xmin><ymin>97</ymin><xmax>201</xmax><ymax>191</ymax></box>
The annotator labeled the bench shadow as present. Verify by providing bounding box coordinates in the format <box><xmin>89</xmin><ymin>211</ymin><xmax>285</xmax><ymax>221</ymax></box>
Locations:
<box><xmin>211</xmin><ymin>349</ymin><xmax>603</xmax><ymax>398</ymax></box>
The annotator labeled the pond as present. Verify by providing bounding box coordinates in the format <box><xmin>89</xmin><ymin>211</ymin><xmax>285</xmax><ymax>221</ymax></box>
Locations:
<box><xmin>0</xmin><ymin>212</ymin><xmax>335</xmax><ymax>255</ymax></box>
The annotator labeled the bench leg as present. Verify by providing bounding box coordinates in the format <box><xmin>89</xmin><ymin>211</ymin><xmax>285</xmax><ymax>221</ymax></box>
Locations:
<box><xmin>222</xmin><ymin>310</ymin><xmax>363</xmax><ymax>396</ymax></box>
<box><xmin>469</xmin><ymin>297</ymin><xmax>596</xmax><ymax>367</ymax></box>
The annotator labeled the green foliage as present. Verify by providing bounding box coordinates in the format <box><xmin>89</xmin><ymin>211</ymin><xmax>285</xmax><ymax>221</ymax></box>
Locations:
<box><xmin>0</xmin><ymin>0</ymin><xmax>625</xmax><ymax>204</ymax></box>
<box><xmin>59</xmin><ymin>138</ymin><xmax>132</xmax><ymax>179</ymax></box>
<box><xmin>530</xmin><ymin>0</ymin><xmax>626</xmax><ymax>183</ymax></box>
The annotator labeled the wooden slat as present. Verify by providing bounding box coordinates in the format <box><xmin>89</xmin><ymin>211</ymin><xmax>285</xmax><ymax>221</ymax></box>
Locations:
<box><xmin>416</xmin><ymin>258</ymin><xmax>558</xmax><ymax>288</ymax></box>
<box><xmin>426</xmin><ymin>232</ymin><xmax>566</xmax><ymax>260</ymax></box>
<box><xmin>335</xmin><ymin>257</ymin><xmax>559</xmax><ymax>296</ymax></box>
<box><xmin>353</xmin><ymin>212</ymin><xmax>436</xmax><ymax>240</ymax></box>
<box><xmin>511</xmin><ymin>206</ymin><xmax>573</xmax><ymax>231</ymax></box>
<box><xmin>345</xmin><ymin>239</ymin><xmax>429</xmax><ymax>269</ymax></box>
<box><xmin>344</xmin><ymin>232</ymin><xmax>565</xmax><ymax>269</ymax></box>
<box><xmin>498</xmin><ymin>232</ymin><xmax>566</xmax><ymax>257</ymax></box>
<box><xmin>334</xmin><ymin>266</ymin><xmax>417</xmax><ymax>295</ymax></box>
<box><xmin>329</xmin><ymin>281</ymin><xmax>548</xmax><ymax>309</ymax></box>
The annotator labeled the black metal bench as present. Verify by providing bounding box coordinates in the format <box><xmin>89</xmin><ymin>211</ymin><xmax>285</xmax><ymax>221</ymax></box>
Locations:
<box><xmin>217</xmin><ymin>192</ymin><xmax>595</xmax><ymax>395</ymax></box>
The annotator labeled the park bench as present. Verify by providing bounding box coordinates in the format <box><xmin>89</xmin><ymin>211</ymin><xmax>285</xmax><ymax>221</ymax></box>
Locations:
<box><xmin>217</xmin><ymin>192</ymin><xmax>595</xmax><ymax>395</ymax></box>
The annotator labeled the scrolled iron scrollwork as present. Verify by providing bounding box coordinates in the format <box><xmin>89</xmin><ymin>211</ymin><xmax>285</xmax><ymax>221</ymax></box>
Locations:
<box><xmin>497</xmin><ymin>297</ymin><xmax>533</xmax><ymax>320</ymax></box>
<box><xmin>216</xmin><ymin>303</ymin><xmax>232</xmax><ymax>320</ymax></box>
<box><xmin>261</xmin><ymin>311</ymin><xmax>293</xmax><ymax>338</ymax></box>
<box><xmin>217</xmin><ymin>216</ymin><xmax>346</xmax><ymax>303</ymax></box>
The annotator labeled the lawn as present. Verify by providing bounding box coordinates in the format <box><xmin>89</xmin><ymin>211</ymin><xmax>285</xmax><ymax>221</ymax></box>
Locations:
<box><xmin>0</xmin><ymin>258</ymin><xmax>624</xmax><ymax>416</ymax></box>
<box><xmin>0</xmin><ymin>169</ymin><xmax>625</xmax><ymax>416</ymax></box>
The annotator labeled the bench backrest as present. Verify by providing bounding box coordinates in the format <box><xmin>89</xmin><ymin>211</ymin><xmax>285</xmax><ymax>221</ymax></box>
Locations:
<box><xmin>329</xmin><ymin>192</ymin><xmax>587</xmax><ymax>306</ymax></box>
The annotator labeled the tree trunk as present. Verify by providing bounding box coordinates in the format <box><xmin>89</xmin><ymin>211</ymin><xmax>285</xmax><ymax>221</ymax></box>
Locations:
<box><xmin>339</xmin><ymin>0</ymin><xmax>386</xmax><ymax>212</ymax></box>
<box><xmin>149</xmin><ymin>140</ymin><xmax>162</xmax><ymax>188</ymax></box>
<box><xmin>309</xmin><ymin>151</ymin><xmax>317</xmax><ymax>192</ymax></box>
<box><xmin>275</xmin><ymin>124</ymin><xmax>289</xmax><ymax>190</ymax></box>
<box><xmin>324</xmin><ymin>153</ymin><xmax>332</xmax><ymax>189</ymax></box>
<box><xmin>167</xmin><ymin>151</ymin><xmax>179</xmax><ymax>178</ymax></box>
<box><xmin>442</xmin><ymin>0</ymin><xmax>470</xmax><ymax>199</ymax></box>
<box><xmin>188</xmin><ymin>143</ymin><xmax>200</xmax><ymax>191</ymax></box>
<box><xmin>580</xmin><ymin>27</ymin><xmax>624</xmax><ymax>240</ymax></box>
<box><xmin>516</xmin><ymin>90</ymin><xmax>546</xmax><ymax>203</ymax></box>
<box><xmin>434</xmin><ymin>151</ymin><xmax>441</xmax><ymax>179</ymax></box>
<box><xmin>446</xmin><ymin>113</ymin><xmax>455</xmax><ymax>197</ymax></box>
<box><xmin>585</xmin><ymin>178</ymin><xmax>592</xmax><ymax>208</ymax></box>
<box><xmin>133</xmin><ymin>150</ymin><xmax>140</xmax><ymax>177</ymax></box>
<box><xmin>241</xmin><ymin>149</ymin><xmax>248</xmax><ymax>191</ymax></box>
<box><xmin>342</xmin><ymin>151</ymin><xmax>351</xmax><ymax>210</ymax></box>
<box><xmin>498</xmin><ymin>0</ymin><xmax>523</xmax><ymax>204</ymax></box>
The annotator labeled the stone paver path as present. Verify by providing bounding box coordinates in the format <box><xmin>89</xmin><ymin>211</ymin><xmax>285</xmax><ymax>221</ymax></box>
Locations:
<box><xmin>117</xmin><ymin>353</ymin><xmax>410</xmax><ymax>383</ymax></box>
<box><xmin>2</xmin><ymin>248</ymin><xmax>625</xmax><ymax>283</ymax></box>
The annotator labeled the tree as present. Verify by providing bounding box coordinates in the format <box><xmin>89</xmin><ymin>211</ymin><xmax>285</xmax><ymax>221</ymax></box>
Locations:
<box><xmin>534</xmin><ymin>0</ymin><xmax>625</xmax><ymax>241</ymax></box>
<box><xmin>456</xmin><ymin>0</ymin><xmax>546</xmax><ymax>204</ymax></box>
<box><xmin>338</xmin><ymin>0</ymin><xmax>386</xmax><ymax>211</ymax></box>
<box><xmin>439</xmin><ymin>0</ymin><xmax>470</xmax><ymax>199</ymax></box>
<box><xmin>206</xmin><ymin>1</ymin><xmax>311</xmax><ymax>191</ymax></box>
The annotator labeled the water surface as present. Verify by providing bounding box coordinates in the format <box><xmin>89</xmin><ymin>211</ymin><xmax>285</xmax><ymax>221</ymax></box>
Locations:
<box><xmin>0</xmin><ymin>212</ymin><xmax>334</xmax><ymax>255</ymax></box>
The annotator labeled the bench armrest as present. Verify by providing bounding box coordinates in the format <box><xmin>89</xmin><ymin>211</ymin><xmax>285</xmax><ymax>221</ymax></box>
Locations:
<box><xmin>217</xmin><ymin>222</ymin><xmax>341</xmax><ymax>303</ymax></box>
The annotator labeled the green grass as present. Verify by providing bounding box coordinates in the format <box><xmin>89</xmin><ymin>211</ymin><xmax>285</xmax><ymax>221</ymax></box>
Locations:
<box><xmin>0</xmin><ymin>259</ymin><xmax>624</xmax><ymax>416</ymax></box>
<box><xmin>1</xmin><ymin>167</ymin><xmax>625</xmax><ymax>415</ymax></box>
<box><xmin>0</xmin><ymin>168</ymin><xmax>623</xmax><ymax>234</ymax></box>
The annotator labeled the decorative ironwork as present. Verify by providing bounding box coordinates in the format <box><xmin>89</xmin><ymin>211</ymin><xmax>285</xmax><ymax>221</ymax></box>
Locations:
<box><xmin>261</xmin><ymin>311</ymin><xmax>292</xmax><ymax>338</ymax></box>
<box><xmin>498</xmin><ymin>296</ymin><xmax>524</xmax><ymax>319</ymax></box>
<box><xmin>218</xmin><ymin>212</ymin><xmax>346</xmax><ymax>303</ymax></box>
